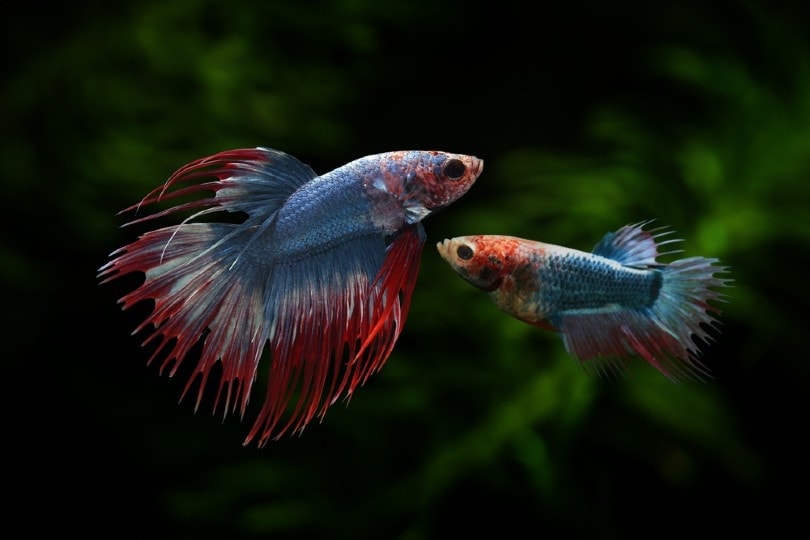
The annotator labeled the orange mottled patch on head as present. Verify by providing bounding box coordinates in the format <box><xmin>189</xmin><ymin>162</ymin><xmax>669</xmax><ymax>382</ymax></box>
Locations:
<box><xmin>437</xmin><ymin>235</ymin><xmax>544</xmax><ymax>293</ymax></box>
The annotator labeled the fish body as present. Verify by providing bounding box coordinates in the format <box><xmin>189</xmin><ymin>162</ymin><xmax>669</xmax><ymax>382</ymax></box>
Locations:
<box><xmin>99</xmin><ymin>147</ymin><xmax>483</xmax><ymax>446</ymax></box>
<box><xmin>436</xmin><ymin>223</ymin><xmax>731</xmax><ymax>380</ymax></box>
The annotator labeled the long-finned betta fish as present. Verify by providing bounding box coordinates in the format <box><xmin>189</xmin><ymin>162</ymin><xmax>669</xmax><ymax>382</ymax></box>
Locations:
<box><xmin>436</xmin><ymin>222</ymin><xmax>731</xmax><ymax>381</ymax></box>
<box><xmin>98</xmin><ymin>147</ymin><xmax>483</xmax><ymax>446</ymax></box>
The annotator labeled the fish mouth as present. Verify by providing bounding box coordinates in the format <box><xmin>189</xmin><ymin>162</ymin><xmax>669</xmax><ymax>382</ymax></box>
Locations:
<box><xmin>470</xmin><ymin>157</ymin><xmax>484</xmax><ymax>177</ymax></box>
<box><xmin>436</xmin><ymin>238</ymin><xmax>452</xmax><ymax>258</ymax></box>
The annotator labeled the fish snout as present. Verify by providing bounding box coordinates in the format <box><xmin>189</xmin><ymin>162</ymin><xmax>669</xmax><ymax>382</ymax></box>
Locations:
<box><xmin>436</xmin><ymin>238</ymin><xmax>452</xmax><ymax>259</ymax></box>
<box><xmin>470</xmin><ymin>157</ymin><xmax>484</xmax><ymax>178</ymax></box>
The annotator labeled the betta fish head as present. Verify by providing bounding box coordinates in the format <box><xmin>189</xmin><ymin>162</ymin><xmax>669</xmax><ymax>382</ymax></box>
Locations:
<box><xmin>371</xmin><ymin>151</ymin><xmax>484</xmax><ymax>224</ymax></box>
<box><xmin>436</xmin><ymin>235</ymin><xmax>526</xmax><ymax>292</ymax></box>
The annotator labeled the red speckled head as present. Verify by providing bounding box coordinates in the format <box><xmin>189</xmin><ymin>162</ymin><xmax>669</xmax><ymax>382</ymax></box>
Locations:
<box><xmin>371</xmin><ymin>151</ymin><xmax>484</xmax><ymax>224</ymax></box>
<box><xmin>436</xmin><ymin>235</ymin><xmax>532</xmax><ymax>292</ymax></box>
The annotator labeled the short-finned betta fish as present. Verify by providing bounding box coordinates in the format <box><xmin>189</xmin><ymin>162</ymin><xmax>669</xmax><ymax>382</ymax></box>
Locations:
<box><xmin>98</xmin><ymin>147</ymin><xmax>483</xmax><ymax>446</ymax></box>
<box><xmin>436</xmin><ymin>222</ymin><xmax>731</xmax><ymax>381</ymax></box>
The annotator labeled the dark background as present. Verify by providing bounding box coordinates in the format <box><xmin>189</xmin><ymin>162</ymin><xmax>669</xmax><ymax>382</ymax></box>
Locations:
<box><xmin>4</xmin><ymin>0</ymin><xmax>808</xmax><ymax>538</ymax></box>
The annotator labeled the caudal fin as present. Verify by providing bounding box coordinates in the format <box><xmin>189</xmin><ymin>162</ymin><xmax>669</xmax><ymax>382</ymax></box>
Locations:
<box><xmin>98</xmin><ymin>222</ymin><xmax>269</xmax><ymax>418</ymax></box>
<box><xmin>555</xmin><ymin>223</ymin><xmax>731</xmax><ymax>381</ymax></box>
<box><xmin>97</xmin><ymin>148</ymin><xmax>313</xmax><ymax>433</ymax></box>
<box><xmin>644</xmin><ymin>256</ymin><xmax>732</xmax><ymax>379</ymax></box>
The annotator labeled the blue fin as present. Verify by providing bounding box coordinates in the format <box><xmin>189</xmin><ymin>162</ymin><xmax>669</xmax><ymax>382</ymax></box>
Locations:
<box><xmin>591</xmin><ymin>221</ymin><xmax>682</xmax><ymax>267</ymax></box>
<box><xmin>124</xmin><ymin>147</ymin><xmax>316</xmax><ymax>230</ymax></box>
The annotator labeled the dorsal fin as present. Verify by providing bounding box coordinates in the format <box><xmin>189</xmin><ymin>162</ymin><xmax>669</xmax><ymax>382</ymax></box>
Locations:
<box><xmin>122</xmin><ymin>147</ymin><xmax>317</xmax><ymax>228</ymax></box>
<box><xmin>591</xmin><ymin>221</ymin><xmax>682</xmax><ymax>267</ymax></box>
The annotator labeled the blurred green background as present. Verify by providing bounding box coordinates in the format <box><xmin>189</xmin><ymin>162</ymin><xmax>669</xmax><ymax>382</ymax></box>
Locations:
<box><xmin>4</xmin><ymin>0</ymin><xmax>808</xmax><ymax>538</ymax></box>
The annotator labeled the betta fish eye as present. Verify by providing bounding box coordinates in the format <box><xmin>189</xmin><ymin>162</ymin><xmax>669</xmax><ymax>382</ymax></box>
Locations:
<box><xmin>457</xmin><ymin>244</ymin><xmax>474</xmax><ymax>260</ymax></box>
<box><xmin>442</xmin><ymin>158</ymin><xmax>467</xmax><ymax>180</ymax></box>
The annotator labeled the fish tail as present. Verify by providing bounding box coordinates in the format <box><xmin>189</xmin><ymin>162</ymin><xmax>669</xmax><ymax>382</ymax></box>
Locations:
<box><xmin>99</xmin><ymin>147</ymin><xmax>321</xmax><ymax>440</ymax></box>
<box><xmin>647</xmin><ymin>256</ymin><xmax>732</xmax><ymax>377</ymax></box>
<box><xmin>556</xmin><ymin>256</ymin><xmax>731</xmax><ymax>381</ymax></box>
<box><xmin>98</xmin><ymin>222</ymin><xmax>266</xmax><ymax>418</ymax></box>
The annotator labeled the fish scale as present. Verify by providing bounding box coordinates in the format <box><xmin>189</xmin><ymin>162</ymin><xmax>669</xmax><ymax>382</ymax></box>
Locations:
<box><xmin>271</xmin><ymin>171</ymin><xmax>384</xmax><ymax>261</ymax></box>
<box><xmin>539</xmin><ymin>252</ymin><xmax>662</xmax><ymax>312</ymax></box>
